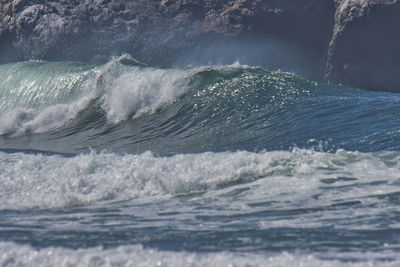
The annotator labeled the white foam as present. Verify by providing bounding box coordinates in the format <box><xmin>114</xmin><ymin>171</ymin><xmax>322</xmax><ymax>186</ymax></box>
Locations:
<box><xmin>0</xmin><ymin>149</ymin><xmax>400</xmax><ymax>211</ymax></box>
<box><xmin>0</xmin><ymin>60</ymin><xmax>101</xmax><ymax>135</ymax></box>
<box><xmin>100</xmin><ymin>62</ymin><xmax>191</xmax><ymax>122</ymax></box>
<box><xmin>0</xmin><ymin>150</ymin><xmax>282</xmax><ymax>209</ymax></box>
<box><xmin>1</xmin><ymin>150</ymin><xmax>400</xmax><ymax>265</ymax></box>
<box><xmin>0</xmin><ymin>95</ymin><xmax>95</xmax><ymax>135</ymax></box>
<box><xmin>0</xmin><ymin>56</ymin><xmax>193</xmax><ymax>134</ymax></box>
<box><xmin>0</xmin><ymin>241</ymin><xmax>395</xmax><ymax>267</ymax></box>
<box><xmin>0</xmin><ymin>56</ymin><xmax>273</xmax><ymax>134</ymax></box>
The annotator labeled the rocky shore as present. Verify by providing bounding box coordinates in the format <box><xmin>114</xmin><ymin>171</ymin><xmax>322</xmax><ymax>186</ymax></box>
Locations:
<box><xmin>1</xmin><ymin>0</ymin><xmax>399</xmax><ymax>92</ymax></box>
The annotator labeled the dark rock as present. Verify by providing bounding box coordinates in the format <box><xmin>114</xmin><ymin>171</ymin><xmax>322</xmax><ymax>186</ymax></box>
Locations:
<box><xmin>326</xmin><ymin>0</ymin><xmax>400</xmax><ymax>92</ymax></box>
<box><xmin>0</xmin><ymin>0</ymin><xmax>334</xmax><ymax>66</ymax></box>
<box><xmin>0</xmin><ymin>0</ymin><xmax>400</xmax><ymax>92</ymax></box>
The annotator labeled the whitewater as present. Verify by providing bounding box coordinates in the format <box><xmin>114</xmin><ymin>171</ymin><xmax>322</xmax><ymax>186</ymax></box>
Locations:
<box><xmin>1</xmin><ymin>56</ymin><xmax>400</xmax><ymax>266</ymax></box>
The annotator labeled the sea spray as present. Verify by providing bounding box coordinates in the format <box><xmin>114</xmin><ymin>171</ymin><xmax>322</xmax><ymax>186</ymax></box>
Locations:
<box><xmin>99</xmin><ymin>58</ymin><xmax>192</xmax><ymax>122</ymax></box>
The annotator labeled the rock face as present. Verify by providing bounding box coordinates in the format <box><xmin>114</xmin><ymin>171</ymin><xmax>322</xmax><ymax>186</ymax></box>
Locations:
<box><xmin>0</xmin><ymin>0</ymin><xmax>399</xmax><ymax>92</ymax></box>
<box><xmin>326</xmin><ymin>0</ymin><xmax>400</xmax><ymax>92</ymax></box>
<box><xmin>0</xmin><ymin>0</ymin><xmax>334</xmax><ymax>64</ymax></box>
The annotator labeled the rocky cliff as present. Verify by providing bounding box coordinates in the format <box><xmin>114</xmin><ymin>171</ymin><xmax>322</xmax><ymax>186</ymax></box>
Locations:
<box><xmin>0</xmin><ymin>0</ymin><xmax>399</xmax><ymax>92</ymax></box>
<box><xmin>326</xmin><ymin>0</ymin><xmax>400</xmax><ymax>92</ymax></box>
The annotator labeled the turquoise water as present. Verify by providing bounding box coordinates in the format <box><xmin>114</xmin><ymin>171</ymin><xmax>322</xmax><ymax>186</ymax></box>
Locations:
<box><xmin>0</xmin><ymin>56</ymin><xmax>400</xmax><ymax>266</ymax></box>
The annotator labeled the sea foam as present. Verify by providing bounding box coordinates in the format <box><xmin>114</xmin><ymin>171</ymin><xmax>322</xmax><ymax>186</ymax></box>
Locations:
<box><xmin>100</xmin><ymin>58</ymin><xmax>191</xmax><ymax>122</ymax></box>
<box><xmin>0</xmin><ymin>56</ymin><xmax>195</xmax><ymax>135</ymax></box>
<box><xmin>0</xmin><ymin>95</ymin><xmax>95</xmax><ymax>135</ymax></box>
<box><xmin>0</xmin><ymin>149</ymin><xmax>399</xmax><ymax>211</ymax></box>
<box><xmin>0</xmin><ymin>241</ymin><xmax>396</xmax><ymax>267</ymax></box>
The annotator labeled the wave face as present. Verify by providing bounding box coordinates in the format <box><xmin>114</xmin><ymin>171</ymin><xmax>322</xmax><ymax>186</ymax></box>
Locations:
<box><xmin>1</xmin><ymin>56</ymin><xmax>400</xmax><ymax>265</ymax></box>
<box><xmin>1</xmin><ymin>56</ymin><xmax>400</xmax><ymax>155</ymax></box>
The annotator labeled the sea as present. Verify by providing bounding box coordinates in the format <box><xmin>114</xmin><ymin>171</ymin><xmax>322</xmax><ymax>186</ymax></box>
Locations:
<box><xmin>0</xmin><ymin>55</ymin><xmax>400</xmax><ymax>266</ymax></box>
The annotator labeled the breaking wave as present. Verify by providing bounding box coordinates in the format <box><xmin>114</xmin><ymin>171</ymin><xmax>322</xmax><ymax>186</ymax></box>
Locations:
<box><xmin>1</xmin><ymin>55</ymin><xmax>400</xmax><ymax>155</ymax></box>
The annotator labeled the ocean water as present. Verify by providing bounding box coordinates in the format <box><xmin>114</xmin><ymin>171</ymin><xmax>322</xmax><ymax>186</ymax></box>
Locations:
<box><xmin>1</xmin><ymin>56</ymin><xmax>400</xmax><ymax>266</ymax></box>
